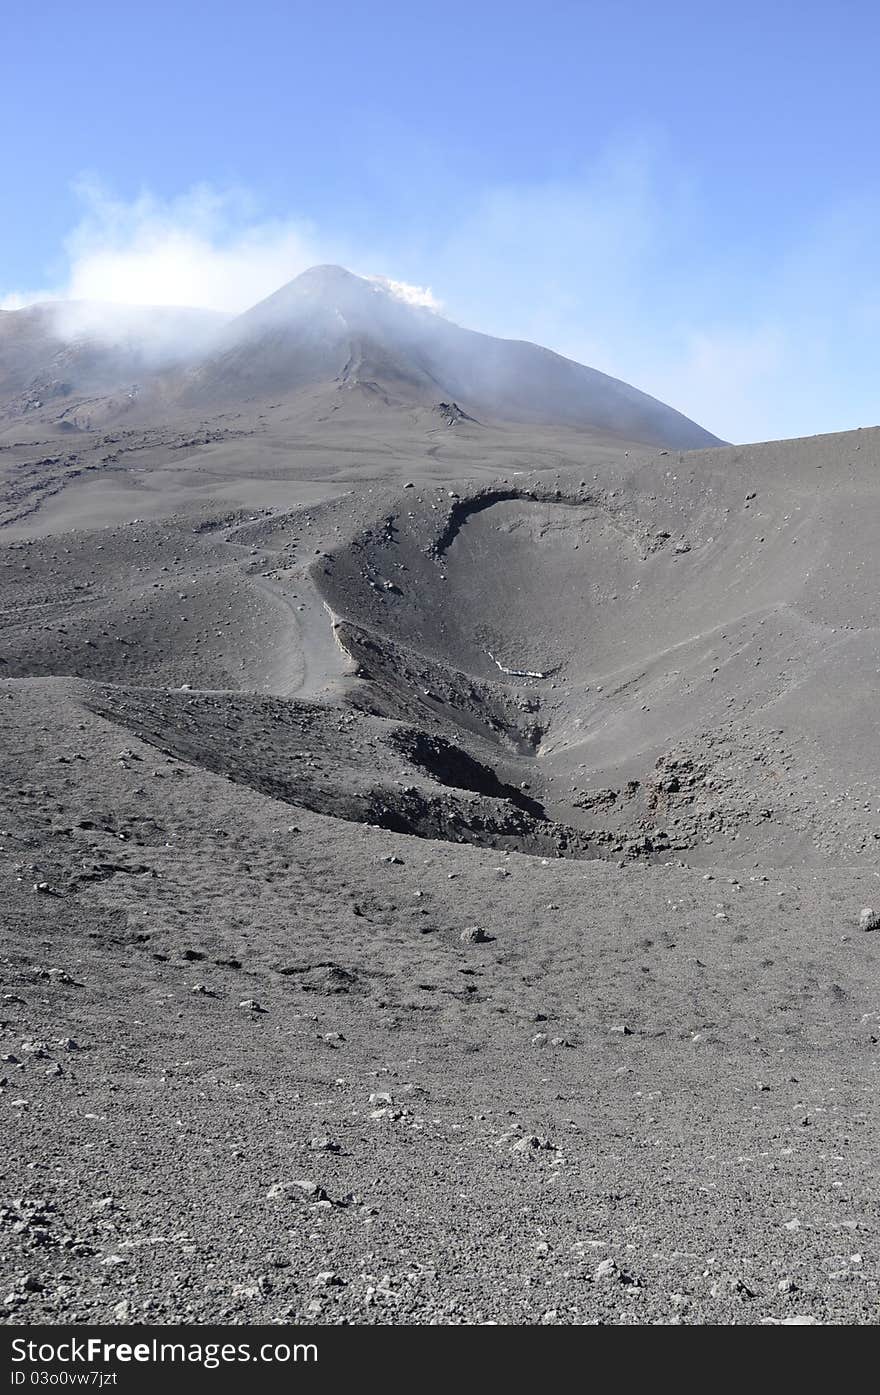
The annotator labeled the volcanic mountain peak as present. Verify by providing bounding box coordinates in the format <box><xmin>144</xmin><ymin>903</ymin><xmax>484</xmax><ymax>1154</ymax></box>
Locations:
<box><xmin>205</xmin><ymin>265</ymin><xmax>721</xmax><ymax>447</ymax></box>
<box><xmin>0</xmin><ymin>264</ymin><xmax>721</xmax><ymax>448</ymax></box>
<box><xmin>228</xmin><ymin>264</ymin><xmax>437</xmax><ymax>338</ymax></box>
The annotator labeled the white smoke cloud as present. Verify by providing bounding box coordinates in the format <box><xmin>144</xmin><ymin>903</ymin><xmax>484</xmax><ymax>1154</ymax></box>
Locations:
<box><xmin>368</xmin><ymin>275</ymin><xmax>441</xmax><ymax>311</ymax></box>
<box><xmin>3</xmin><ymin>181</ymin><xmax>326</xmax><ymax>314</ymax></box>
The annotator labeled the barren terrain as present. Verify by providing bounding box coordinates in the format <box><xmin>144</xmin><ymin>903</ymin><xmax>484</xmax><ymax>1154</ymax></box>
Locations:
<box><xmin>1</xmin><ymin>275</ymin><xmax>879</xmax><ymax>1325</ymax></box>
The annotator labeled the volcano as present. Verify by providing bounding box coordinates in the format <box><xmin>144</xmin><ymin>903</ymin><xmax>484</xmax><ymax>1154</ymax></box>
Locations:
<box><xmin>0</xmin><ymin>266</ymin><xmax>720</xmax><ymax>448</ymax></box>
<box><xmin>179</xmin><ymin>265</ymin><xmax>720</xmax><ymax>447</ymax></box>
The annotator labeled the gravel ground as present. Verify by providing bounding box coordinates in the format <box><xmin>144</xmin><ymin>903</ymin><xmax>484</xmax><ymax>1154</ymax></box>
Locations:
<box><xmin>2</xmin><ymin>392</ymin><xmax>879</xmax><ymax>1326</ymax></box>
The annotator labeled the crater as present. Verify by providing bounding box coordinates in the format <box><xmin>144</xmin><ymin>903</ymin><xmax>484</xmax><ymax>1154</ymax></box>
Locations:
<box><xmin>79</xmin><ymin>471</ymin><xmax>834</xmax><ymax>866</ymax></box>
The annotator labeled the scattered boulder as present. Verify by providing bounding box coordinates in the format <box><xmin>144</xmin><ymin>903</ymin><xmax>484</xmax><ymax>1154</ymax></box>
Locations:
<box><xmin>509</xmin><ymin>1134</ymin><xmax>559</xmax><ymax>1158</ymax></box>
<box><xmin>460</xmin><ymin>926</ymin><xmax>492</xmax><ymax>944</ymax></box>
<box><xmin>710</xmin><ymin>1274</ymin><xmax>755</xmax><ymax>1299</ymax></box>
<box><xmin>593</xmin><ymin>1258</ymin><xmax>640</xmax><ymax>1287</ymax></box>
<box><xmin>267</xmin><ymin>1180</ymin><xmax>329</xmax><ymax>1202</ymax></box>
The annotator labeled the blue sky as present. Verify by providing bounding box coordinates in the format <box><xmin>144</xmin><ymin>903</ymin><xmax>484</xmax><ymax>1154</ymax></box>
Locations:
<box><xmin>3</xmin><ymin>0</ymin><xmax>880</xmax><ymax>442</ymax></box>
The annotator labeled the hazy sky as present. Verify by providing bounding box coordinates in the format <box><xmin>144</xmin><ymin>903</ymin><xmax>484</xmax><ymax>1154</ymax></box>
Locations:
<box><xmin>3</xmin><ymin>0</ymin><xmax>880</xmax><ymax>443</ymax></box>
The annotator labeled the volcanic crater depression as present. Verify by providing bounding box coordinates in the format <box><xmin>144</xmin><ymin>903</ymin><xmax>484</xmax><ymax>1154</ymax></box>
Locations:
<box><xmin>304</xmin><ymin>441</ymin><xmax>880</xmax><ymax>867</ymax></box>
<box><xmin>281</xmin><ymin>480</ymin><xmax>721</xmax><ymax>861</ymax></box>
<box><xmin>305</xmin><ymin>480</ymin><xmax>693</xmax><ymax>859</ymax></box>
<box><xmin>87</xmin><ymin>478</ymin><xmax>697</xmax><ymax>862</ymax></box>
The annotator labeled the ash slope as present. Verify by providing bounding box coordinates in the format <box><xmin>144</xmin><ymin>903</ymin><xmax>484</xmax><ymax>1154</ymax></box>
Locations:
<box><xmin>0</xmin><ymin>267</ymin><xmax>720</xmax><ymax>450</ymax></box>
<box><xmin>1</xmin><ymin>409</ymin><xmax>879</xmax><ymax>1326</ymax></box>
